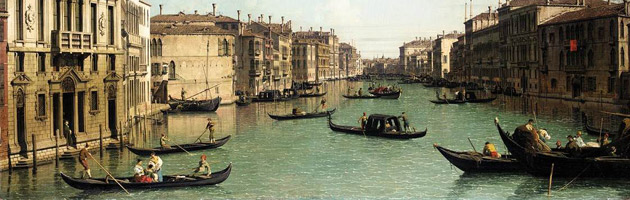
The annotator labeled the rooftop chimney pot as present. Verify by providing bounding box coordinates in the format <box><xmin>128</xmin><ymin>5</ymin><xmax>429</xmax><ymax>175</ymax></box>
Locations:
<box><xmin>159</xmin><ymin>4</ymin><xmax>163</xmax><ymax>15</ymax></box>
<box><xmin>212</xmin><ymin>3</ymin><xmax>217</xmax><ymax>16</ymax></box>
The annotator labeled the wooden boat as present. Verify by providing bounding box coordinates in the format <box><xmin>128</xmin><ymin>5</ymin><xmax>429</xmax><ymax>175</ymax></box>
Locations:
<box><xmin>168</xmin><ymin>97</ymin><xmax>221</xmax><ymax>112</ymax></box>
<box><xmin>581</xmin><ymin>112</ymin><xmax>616</xmax><ymax>136</ymax></box>
<box><xmin>378</xmin><ymin>91</ymin><xmax>401</xmax><ymax>99</ymax></box>
<box><xmin>466</xmin><ymin>97</ymin><xmax>497</xmax><ymax>103</ymax></box>
<box><xmin>60</xmin><ymin>163</ymin><xmax>232</xmax><ymax>190</ymax></box>
<box><xmin>328</xmin><ymin>114</ymin><xmax>427</xmax><ymax>139</ymax></box>
<box><xmin>251</xmin><ymin>90</ymin><xmax>291</xmax><ymax>102</ymax></box>
<box><xmin>126</xmin><ymin>136</ymin><xmax>231</xmax><ymax>156</ymax></box>
<box><xmin>495</xmin><ymin>122</ymin><xmax>627</xmax><ymax>177</ymax></box>
<box><xmin>268</xmin><ymin>109</ymin><xmax>336</xmax><ymax>120</ymax></box>
<box><xmin>429</xmin><ymin>99</ymin><xmax>466</xmax><ymax>104</ymax></box>
<box><xmin>369</xmin><ymin>90</ymin><xmax>401</xmax><ymax>97</ymax></box>
<box><xmin>235</xmin><ymin>99</ymin><xmax>251</xmax><ymax>106</ymax></box>
<box><xmin>434</xmin><ymin>144</ymin><xmax>521</xmax><ymax>173</ymax></box>
<box><xmin>299</xmin><ymin>92</ymin><xmax>327</xmax><ymax>98</ymax></box>
<box><xmin>306</xmin><ymin>81</ymin><xmax>323</xmax><ymax>86</ymax></box>
<box><xmin>342</xmin><ymin>95</ymin><xmax>380</xmax><ymax>99</ymax></box>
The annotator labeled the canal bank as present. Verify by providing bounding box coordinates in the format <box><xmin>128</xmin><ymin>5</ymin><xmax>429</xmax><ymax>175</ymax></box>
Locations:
<box><xmin>2</xmin><ymin>80</ymin><xmax>630</xmax><ymax>199</ymax></box>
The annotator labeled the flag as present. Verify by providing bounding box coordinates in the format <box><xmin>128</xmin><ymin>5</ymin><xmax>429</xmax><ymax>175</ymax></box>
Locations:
<box><xmin>570</xmin><ymin>40</ymin><xmax>578</xmax><ymax>52</ymax></box>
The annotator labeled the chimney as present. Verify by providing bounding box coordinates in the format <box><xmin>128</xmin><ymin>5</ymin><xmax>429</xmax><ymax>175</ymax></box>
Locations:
<box><xmin>609</xmin><ymin>0</ymin><xmax>611</xmax><ymax>5</ymax></box>
<box><xmin>159</xmin><ymin>4</ymin><xmax>163</xmax><ymax>15</ymax></box>
<box><xmin>576</xmin><ymin>0</ymin><xmax>579</xmax><ymax>5</ymax></box>
<box><xmin>320</xmin><ymin>27</ymin><xmax>323</xmax><ymax>33</ymax></box>
<box><xmin>212</xmin><ymin>3</ymin><xmax>217</xmax><ymax>16</ymax></box>
<box><xmin>546</xmin><ymin>0</ymin><xmax>550</xmax><ymax>5</ymax></box>
<box><xmin>281</xmin><ymin>16</ymin><xmax>285</xmax><ymax>33</ymax></box>
<box><xmin>237</xmin><ymin>10</ymin><xmax>241</xmax><ymax>22</ymax></box>
<box><xmin>194</xmin><ymin>10</ymin><xmax>198</xmax><ymax>14</ymax></box>
<box><xmin>498</xmin><ymin>0</ymin><xmax>502</xmax><ymax>8</ymax></box>
<box><xmin>470</xmin><ymin>0</ymin><xmax>473</xmax><ymax>20</ymax></box>
<box><xmin>260</xmin><ymin>14</ymin><xmax>264</xmax><ymax>23</ymax></box>
<box><xmin>488</xmin><ymin>6</ymin><xmax>492</xmax><ymax>22</ymax></box>
<box><xmin>310</xmin><ymin>27</ymin><xmax>313</xmax><ymax>32</ymax></box>
<box><xmin>300</xmin><ymin>26</ymin><xmax>303</xmax><ymax>32</ymax></box>
<box><xmin>465</xmin><ymin>2</ymin><xmax>468</xmax><ymax>21</ymax></box>
<box><xmin>268</xmin><ymin>15</ymin><xmax>272</xmax><ymax>25</ymax></box>
<box><xmin>248</xmin><ymin>14</ymin><xmax>251</xmax><ymax>24</ymax></box>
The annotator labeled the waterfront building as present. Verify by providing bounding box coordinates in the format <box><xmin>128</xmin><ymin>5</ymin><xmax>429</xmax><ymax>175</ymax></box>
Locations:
<box><xmin>2</xmin><ymin>0</ymin><xmax>129</xmax><ymax>168</ymax></box>
<box><xmin>246</xmin><ymin>16</ymin><xmax>293</xmax><ymax>92</ymax></box>
<box><xmin>0</xmin><ymin>0</ymin><xmax>8</xmax><ymax>168</ymax></box>
<box><xmin>150</xmin><ymin>6</ymin><xmax>236</xmax><ymax>103</ymax></box>
<box><xmin>399</xmin><ymin>38</ymin><xmax>432</xmax><ymax>75</ymax></box>
<box><xmin>339</xmin><ymin>42</ymin><xmax>363</xmax><ymax>77</ymax></box>
<box><xmin>124</xmin><ymin>0</ymin><xmax>151</xmax><ymax>128</ymax></box>
<box><xmin>291</xmin><ymin>38</ymin><xmax>328</xmax><ymax>82</ymax></box>
<box><xmin>293</xmin><ymin>28</ymin><xmax>338</xmax><ymax>80</ymax></box>
<box><xmin>464</xmin><ymin>9</ymin><xmax>499</xmax><ymax>83</ymax></box>
<box><xmin>432</xmin><ymin>31</ymin><xmax>462</xmax><ymax>79</ymax></box>
<box><xmin>449</xmin><ymin>35</ymin><xmax>466</xmax><ymax>82</ymax></box>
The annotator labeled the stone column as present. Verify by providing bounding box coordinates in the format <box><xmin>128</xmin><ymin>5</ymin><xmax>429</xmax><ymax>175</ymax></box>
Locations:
<box><xmin>58</xmin><ymin>93</ymin><xmax>64</xmax><ymax>142</ymax></box>
<box><xmin>73</xmin><ymin>91</ymin><xmax>79</xmax><ymax>137</ymax></box>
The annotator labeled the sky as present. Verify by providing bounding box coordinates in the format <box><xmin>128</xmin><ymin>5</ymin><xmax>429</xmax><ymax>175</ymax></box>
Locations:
<box><xmin>147</xmin><ymin>0</ymin><xmax>624</xmax><ymax>59</ymax></box>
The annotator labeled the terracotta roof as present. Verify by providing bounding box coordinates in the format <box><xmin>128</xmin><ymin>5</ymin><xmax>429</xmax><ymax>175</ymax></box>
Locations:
<box><xmin>543</xmin><ymin>3</ymin><xmax>624</xmax><ymax>25</ymax></box>
<box><xmin>150</xmin><ymin>24</ymin><xmax>233</xmax><ymax>35</ymax></box>
<box><xmin>402</xmin><ymin>40</ymin><xmax>432</xmax><ymax>48</ymax></box>
<box><xmin>267</xmin><ymin>23</ymin><xmax>292</xmax><ymax>34</ymax></box>
<box><xmin>151</xmin><ymin>13</ymin><xmax>238</xmax><ymax>23</ymax></box>
<box><xmin>507</xmin><ymin>0</ymin><xmax>608</xmax><ymax>7</ymax></box>
<box><xmin>242</xmin><ymin>29</ymin><xmax>265</xmax><ymax>38</ymax></box>
<box><xmin>471</xmin><ymin>13</ymin><xmax>499</xmax><ymax>21</ymax></box>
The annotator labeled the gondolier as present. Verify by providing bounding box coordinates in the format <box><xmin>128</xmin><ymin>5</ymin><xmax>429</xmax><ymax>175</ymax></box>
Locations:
<box><xmin>160</xmin><ymin>134</ymin><xmax>171</xmax><ymax>149</ymax></box>
<box><xmin>181</xmin><ymin>88</ymin><xmax>187</xmax><ymax>99</ymax></box>
<box><xmin>206</xmin><ymin>118</ymin><xmax>216</xmax><ymax>143</ymax></box>
<box><xmin>398</xmin><ymin>112</ymin><xmax>410</xmax><ymax>132</ymax></box>
<box><xmin>150</xmin><ymin>152</ymin><xmax>164</xmax><ymax>182</ymax></box>
<box><xmin>358</xmin><ymin>112</ymin><xmax>368</xmax><ymax>130</ymax></box>
<box><xmin>79</xmin><ymin>144</ymin><xmax>92</xmax><ymax>179</ymax></box>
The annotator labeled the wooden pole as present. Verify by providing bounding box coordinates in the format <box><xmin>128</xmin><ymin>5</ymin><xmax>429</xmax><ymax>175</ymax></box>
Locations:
<box><xmin>599</xmin><ymin>118</ymin><xmax>604</xmax><ymax>147</ymax></box>
<box><xmin>32</xmin><ymin>134</ymin><xmax>37</xmax><ymax>173</ymax></box>
<box><xmin>55</xmin><ymin>129</ymin><xmax>59</xmax><ymax>167</ymax></box>
<box><xmin>87</xmin><ymin>153</ymin><xmax>130</xmax><ymax>194</ymax></box>
<box><xmin>119</xmin><ymin>121</ymin><xmax>124</xmax><ymax>151</ymax></box>
<box><xmin>548</xmin><ymin>163</ymin><xmax>555</xmax><ymax>196</ymax></box>
<box><xmin>468</xmin><ymin>138</ymin><xmax>478</xmax><ymax>153</ymax></box>
<box><xmin>7</xmin><ymin>136</ymin><xmax>12</xmax><ymax>172</ymax></box>
<box><xmin>99</xmin><ymin>124</ymin><xmax>103</xmax><ymax>158</ymax></box>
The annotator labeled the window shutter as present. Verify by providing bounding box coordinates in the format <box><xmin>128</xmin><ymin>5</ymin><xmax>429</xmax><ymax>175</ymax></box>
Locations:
<box><xmin>218</xmin><ymin>38</ymin><xmax>223</xmax><ymax>56</ymax></box>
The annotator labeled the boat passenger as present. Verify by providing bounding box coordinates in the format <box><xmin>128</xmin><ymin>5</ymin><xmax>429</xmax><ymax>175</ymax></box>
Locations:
<box><xmin>79</xmin><ymin>144</ymin><xmax>92</xmax><ymax>179</ymax></box>
<box><xmin>160</xmin><ymin>134</ymin><xmax>171</xmax><ymax>149</ymax></box>
<box><xmin>181</xmin><ymin>88</ymin><xmax>187</xmax><ymax>100</ymax></box>
<box><xmin>358</xmin><ymin>113</ymin><xmax>368</xmax><ymax>130</ymax></box>
<box><xmin>398</xmin><ymin>112</ymin><xmax>410</xmax><ymax>132</ymax></box>
<box><xmin>482</xmin><ymin>142</ymin><xmax>501</xmax><ymax>158</ymax></box>
<box><xmin>609</xmin><ymin>146</ymin><xmax>618</xmax><ymax>156</ymax></box>
<box><xmin>206</xmin><ymin>118</ymin><xmax>216</xmax><ymax>143</ymax></box>
<box><xmin>555</xmin><ymin>140</ymin><xmax>563</xmax><ymax>149</ymax></box>
<box><xmin>385</xmin><ymin>122</ymin><xmax>392</xmax><ymax>132</ymax></box>
<box><xmin>145</xmin><ymin>164</ymin><xmax>158</xmax><ymax>182</ymax></box>
<box><xmin>193</xmin><ymin>154</ymin><xmax>211</xmax><ymax>177</ymax></box>
<box><xmin>602</xmin><ymin>133</ymin><xmax>611</xmax><ymax>146</ymax></box>
<box><xmin>150</xmin><ymin>152</ymin><xmax>164</xmax><ymax>182</ymax></box>
<box><xmin>319</xmin><ymin>98</ymin><xmax>327</xmax><ymax>111</ymax></box>
<box><xmin>538</xmin><ymin>129</ymin><xmax>551</xmax><ymax>143</ymax></box>
<box><xmin>133</xmin><ymin>159</ymin><xmax>146</xmax><ymax>182</ymax></box>
<box><xmin>358</xmin><ymin>88</ymin><xmax>363</xmax><ymax>96</ymax></box>
<box><xmin>565</xmin><ymin>135</ymin><xmax>581</xmax><ymax>157</ymax></box>
<box><xmin>575</xmin><ymin>131</ymin><xmax>586</xmax><ymax>147</ymax></box>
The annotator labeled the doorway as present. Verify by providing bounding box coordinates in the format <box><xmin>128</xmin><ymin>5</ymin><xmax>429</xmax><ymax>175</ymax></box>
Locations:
<box><xmin>62</xmin><ymin>93</ymin><xmax>75</xmax><ymax>135</ymax></box>
<box><xmin>572</xmin><ymin>78</ymin><xmax>582</xmax><ymax>98</ymax></box>
<box><xmin>16</xmin><ymin>90</ymin><xmax>27</xmax><ymax>158</ymax></box>
<box><xmin>108</xmin><ymin>99</ymin><xmax>117</xmax><ymax>139</ymax></box>
<box><xmin>53</xmin><ymin>93</ymin><xmax>60</xmax><ymax>137</ymax></box>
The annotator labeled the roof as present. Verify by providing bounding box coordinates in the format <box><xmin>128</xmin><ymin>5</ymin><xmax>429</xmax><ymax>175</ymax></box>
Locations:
<box><xmin>150</xmin><ymin>24</ymin><xmax>233</xmax><ymax>35</ymax></box>
<box><xmin>401</xmin><ymin>39</ymin><xmax>432</xmax><ymax>48</ymax></box>
<box><xmin>242</xmin><ymin>29</ymin><xmax>265</xmax><ymax>38</ymax></box>
<box><xmin>507</xmin><ymin>0</ymin><xmax>608</xmax><ymax>7</ymax></box>
<box><xmin>543</xmin><ymin>3</ymin><xmax>625</xmax><ymax>25</ymax></box>
<box><xmin>151</xmin><ymin>13</ymin><xmax>238</xmax><ymax>23</ymax></box>
<box><xmin>471</xmin><ymin>13</ymin><xmax>498</xmax><ymax>21</ymax></box>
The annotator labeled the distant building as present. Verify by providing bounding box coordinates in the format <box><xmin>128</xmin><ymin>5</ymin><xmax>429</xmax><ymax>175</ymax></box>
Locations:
<box><xmin>292</xmin><ymin>38</ymin><xmax>329</xmax><ymax>82</ymax></box>
<box><xmin>293</xmin><ymin>27</ymin><xmax>339</xmax><ymax>80</ymax></box>
<box><xmin>339</xmin><ymin>43</ymin><xmax>362</xmax><ymax>77</ymax></box>
<box><xmin>432</xmin><ymin>31</ymin><xmax>462</xmax><ymax>79</ymax></box>
<box><xmin>399</xmin><ymin>38</ymin><xmax>432</xmax><ymax>75</ymax></box>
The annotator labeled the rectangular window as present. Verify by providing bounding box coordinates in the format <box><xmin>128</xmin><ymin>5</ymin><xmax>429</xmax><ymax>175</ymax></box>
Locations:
<box><xmin>37</xmin><ymin>0</ymin><xmax>44</xmax><ymax>41</ymax></box>
<box><xmin>90</xmin><ymin>91</ymin><xmax>98</xmax><ymax>111</ymax></box>
<box><xmin>608</xmin><ymin>77</ymin><xmax>615</xmax><ymax>93</ymax></box>
<box><xmin>78</xmin><ymin>91</ymin><xmax>85</xmax><ymax>132</ymax></box>
<box><xmin>16</xmin><ymin>0</ymin><xmax>23</xmax><ymax>40</ymax></box>
<box><xmin>53</xmin><ymin>0</ymin><xmax>58</xmax><ymax>30</ymax></box>
<box><xmin>16</xmin><ymin>52</ymin><xmax>24</xmax><ymax>72</ymax></box>
<box><xmin>38</xmin><ymin>53</ymin><xmax>45</xmax><ymax>72</ymax></box>
<box><xmin>65</xmin><ymin>0</ymin><xmax>71</xmax><ymax>31</ymax></box>
<box><xmin>108</xmin><ymin>6</ymin><xmax>114</xmax><ymax>45</ymax></box>
<box><xmin>108</xmin><ymin>54</ymin><xmax>115</xmax><ymax>71</ymax></box>
<box><xmin>37</xmin><ymin>94</ymin><xmax>46</xmax><ymax>117</ymax></box>
<box><xmin>91</xmin><ymin>3</ymin><xmax>96</xmax><ymax>44</ymax></box>
<box><xmin>92</xmin><ymin>54</ymin><xmax>98</xmax><ymax>71</ymax></box>
<box><xmin>587</xmin><ymin>77</ymin><xmax>596</xmax><ymax>92</ymax></box>
<box><xmin>78</xmin><ymin>56</ymin><xmax>84</xmax><ymax>71</ymax></box>
<box><xmin>75</xmin><ymin>0</ymin><xmax>82</xmax><ymax>32</ymax></box>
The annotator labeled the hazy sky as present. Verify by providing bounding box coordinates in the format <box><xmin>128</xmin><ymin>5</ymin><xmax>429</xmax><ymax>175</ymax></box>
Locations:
<box><xmin>147</xmin><ymin>0</ymin><xmax>622</xmax><ymax>58</ymax></box>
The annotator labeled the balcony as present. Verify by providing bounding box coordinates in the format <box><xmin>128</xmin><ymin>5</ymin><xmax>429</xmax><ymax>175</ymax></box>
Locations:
<box><xmin>249</xmin><ymin>69</ymin><xmax>262</xmax><ymax>77</ymax></box>
<box><xmin>283</xmin><ymin>70</ymin><xmax>289</xmax><ymax>77</ymax></box>
<box><xmin>51</xmin><ymin>31</ymin><xmax>93</xmax><ymax>53</ymax></box>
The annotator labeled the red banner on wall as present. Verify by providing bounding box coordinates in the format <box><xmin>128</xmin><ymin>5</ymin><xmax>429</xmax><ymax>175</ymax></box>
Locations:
<box><xmin>570</xmin><ymin>40</ymin><xmax>577</xmax><ymax>52</ymax></box>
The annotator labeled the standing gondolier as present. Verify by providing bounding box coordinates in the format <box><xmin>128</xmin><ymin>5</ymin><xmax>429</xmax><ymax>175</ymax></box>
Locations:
<box><xmin>160</xmin><ymin>134</ymin><xmax>171</xmax><ymax>149</ymax></box>
<box><xmin>206</xmin><ymin>118</ymin><xmax>216</xmax><ymax>143</ymax></box>
<box><xmin>398</xmin><ymin>112</ymin><xmax>410</xmax><ymax>132</ymax></box>
<box><xmin>358</xmin><ymin>112</ymin><xmax>368</xmax><ymax>130</ymax></box>
<box><xmin>79</xmin><ymin>144</ymin><xmax>92</xmax><ymax>179</ymax></box>
<box><xmin>181</xmin><ymin>88</ymin><xmax>187</xmax><ymax>100</ymax></box>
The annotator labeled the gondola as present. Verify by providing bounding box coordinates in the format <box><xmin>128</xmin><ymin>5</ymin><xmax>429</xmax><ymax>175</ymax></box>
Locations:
<box><xmin>168</xmin><ymin>97</ymin><xmax>221</xmax><ymax>112</ymax></box>
<box><xmin>342</xmin><ymin>95</ymin><xmax>380</xmax><ymax>99</ymax></box>
<box><xmin>268</xmin><ymin>109</ymin><xmax>336</xmax><ymax>120</ymax></box>
<box><xmin>495</xmin><ymin>122</ymin><xmax>628</xmax><ymax>177</ymax></box>
<box><xmin>429</xmin><ymin>99</ymin><xmax>466</xmax><ymax>104</ymax></box>
<box><xmin>369</xmin><ymin>90</ymin><xmax>401</xmax><ymax>97</ymax></box>
<box><xmin>60</xmin><ymin>163</ymin><xmax>232</xmax><ymax>191</ymax></box>
<box><xmin>466</xmin><ymin>97</ymin><xmax>497</xmax><ymax>103</ymax></box>
<box><xmin>582</xmin><ymin>112</ymin><xmax>616</xmax><ymax>136</ymax></box>
<box><xmin>299</xmin><ymin>92</ymin><xmax>327</xmax><ymax>98</ymax></box>
<box><xmin>235</xmin><ymin>99</ymin><xmax>251</xmax><ymax>106</ymax></box>
<box><xmin>126</xmin><ymin>136</ymin><xmax>231</xmax><ymax>156</ymax></box>
<box><xmin>378</xmin><ymin>91</ymin><xmax>401</xmax><ymax>99</ymax></box>
<box><xmin>328</xmin><ymin>114</ymin><xmax>427</xmax><ymax>139</ymax></box>
<box><xmin>434</xmin><ymin>144</ymin><xmax>521</xmax><ymax>173</ymax></box>
<box><xmin>251</xmin><ymin>90</ymin><xmax>291</xmax><ymax>102</ymax></box>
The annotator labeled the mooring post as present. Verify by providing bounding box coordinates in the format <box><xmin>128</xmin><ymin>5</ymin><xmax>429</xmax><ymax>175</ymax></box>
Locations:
<box><xmin>99</xmin><ymin>124</ymin><xmax>103</xmax><ymax>158</ymax></box>
<box><xmin>55</xmin><ymin>129</ymin><xmax>59</xmax><ymax>167</ymax></box>
<box><xmin>31</xmin><ymin>134</ymin><xmax>37</xmax><ymax>173</ymax></box>
<box><xmin>6</xmin><ymin>127</ymin><xmax>12</xmax><ymax>172</ymax></box>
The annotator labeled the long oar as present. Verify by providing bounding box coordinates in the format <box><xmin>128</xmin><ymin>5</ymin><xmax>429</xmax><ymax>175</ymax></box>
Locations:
<box><xmin>599</xmin><ymin>118</ymin><xmax>604</xmax><ymax>146</ymax></box>
<box><xmin>194</xmin><ymin>129</ymin><xmax>208</xmax><ymax>143</ymax></box>
<box><xmin>87</xmin><ymin>153</ymin><xmax>130</xmax><ymax>195</ymax></box>
<box><xmin>468</xmin><ymin>138</ymin><xmax>478</xmax><ymax>153</ymax></box>
<box><xmin>168</xmin><ymin>141</ymin><xmax>193</xmax><ymax>156</ymax></box>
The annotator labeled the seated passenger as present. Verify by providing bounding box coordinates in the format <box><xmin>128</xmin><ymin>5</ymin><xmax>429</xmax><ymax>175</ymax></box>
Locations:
<box><xmin>145</xmin><ymin>164</ymin><xmax>158</xmax><ymax>183</ymax></box>
<box><xmin>565</xmin><ymin>135</ymin><xmax>581</xmax><ymax>157</ymax></box>
<box><xmin>133</xmin><ymin>159</ymin><xmax>145</xmax><ymax>182</ymax></box>
<box><xmin>482</xmin><ymin>142</ymin><xmax>501</xmax><ymax>158</ymax></box>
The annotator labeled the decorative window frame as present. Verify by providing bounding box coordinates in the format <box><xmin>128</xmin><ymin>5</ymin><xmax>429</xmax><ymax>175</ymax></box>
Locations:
<box><xmin>35</xmin><ymin>89</ymin><xmax>47</xmax><ymax>121</ymax></box>
<box><xmin>88</xmin><ymin>86</ymin><xmax>100</xmax><ymax>115</ymax></box>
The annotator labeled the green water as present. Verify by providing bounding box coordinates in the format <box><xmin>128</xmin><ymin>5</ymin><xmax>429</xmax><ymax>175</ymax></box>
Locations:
<box><xmin>1</xmin><ymin>80</ymin><xmax>628</xmax><ymax>199</ymax></box>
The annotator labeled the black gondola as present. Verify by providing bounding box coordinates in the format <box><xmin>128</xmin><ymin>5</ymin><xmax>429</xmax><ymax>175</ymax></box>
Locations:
<box><xmin>434</xmin><ymin>144</ymin><xmax>521</xmax><ymax>173</ymax></box>
<box><xmin>235</xmin><ymin>95</ymin><xmax>252</xmax><ymax>106</ymax></box>
<box><xmin>251</xmin><ymin>90</ymin><xmax>291</xmax><ymax>102</ymax></box>
<box><xmin>582</xmin><ymin>112</ymin><xmax>616</xmax><ymax>136</ymax></box>
<box><xmin>268</xmin><ymin>109</ymin><xmax>336</xmax><ymax>120</ymax></box>
<box><xmin>126</xmin><ymin>136</ymin><xmax>231</xmax><ymax>156</ymax></box>
<box><xmin>342</xmin><ymin>94</ymin><xmax>379</xmax><ymax>99</ymax></box>
<box><xmin>299</xmin><ymin>92</ymin><xmax>327</xmax><ymax>98</ymax></box>
<box><xmin>429</xmin><ymin>99</ymin><xmax>466</xmax><ymax>104</ymax></box>
<box><xmin>328</xmin><ymin>114</ymin><xmax>427</xmax><ymax>139</ymax></box>
<box><xmin>168</xmin><ymin>96</ymin><xmax>221</xmax><ymax>112</ymax></box>
<box><xmin>377</xmin><ymin>91</ymin><xmax>401</xmax><ymax>99</ymax></box>
<box><xmin>60</xmin><ymin>163</ymin><xmax>232</xmax><ymax>190</ymax></box>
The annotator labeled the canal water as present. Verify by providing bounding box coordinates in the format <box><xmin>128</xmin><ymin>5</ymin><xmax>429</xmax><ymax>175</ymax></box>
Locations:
<box><xmin>1</xmin><ymin>80</ymin><xmax>629</xmax><ymax>199</ymax></box>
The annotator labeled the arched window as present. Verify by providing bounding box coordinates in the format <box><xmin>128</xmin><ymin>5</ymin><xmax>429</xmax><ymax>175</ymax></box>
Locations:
<box><xmin>551</xmin><ymin>79</ymin><xmax>558</xmax><ymax>89</ymax></box>
<box><xmin>610</xmin><ymin>20</ymin><xmax>615</xmax><ymax>40</ymax></box>
<box><xmin>588</xmin><ymin>50</ymin><xmax>594</xmax><ymax>68</ymax></box>
<box><xmin>157</xmin><ymin>39</ymin><xmax>163</xmax><ymax>56</ymax></box>
<box><xmin>622</xmin><ymin>48</ymin><xmax>626</xmax><ymax>67</ymax></box>
<box><xmin>168</xmin><ymin>61</ymin><xmax>176</xmax><ymax>80</ymax></box>
<box><xmin>151</xmin><ymin>39</ymin><xmax>156</xmax><ymax>56</ymax></box>
<box><xmin>223</xmin><ymin>39</ymin><xmax>229</xmax><ymax>56</ymax></box>
<box><xmin>248</xmin><ymin>40</ymin><xmax>254</xmax><ymax>55</ymax></box>
<box><xmin>559</xmin><ymin>51</ymin><xmax>565</xmax><ymax>69</ymax></box>
<box><xmin>250</xmin><ymin>59</ymin><xmax>255</xmax><ymax>70</ymax></box>
<box><xmin>559</xmin><ymin>27</ymin><xmax>564</xmax><ymax>42</ymax></box>
<box><xmin>611</xmin><ymin>48</ymin><xmax>617</xmax><ymax>66</ymax></box>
